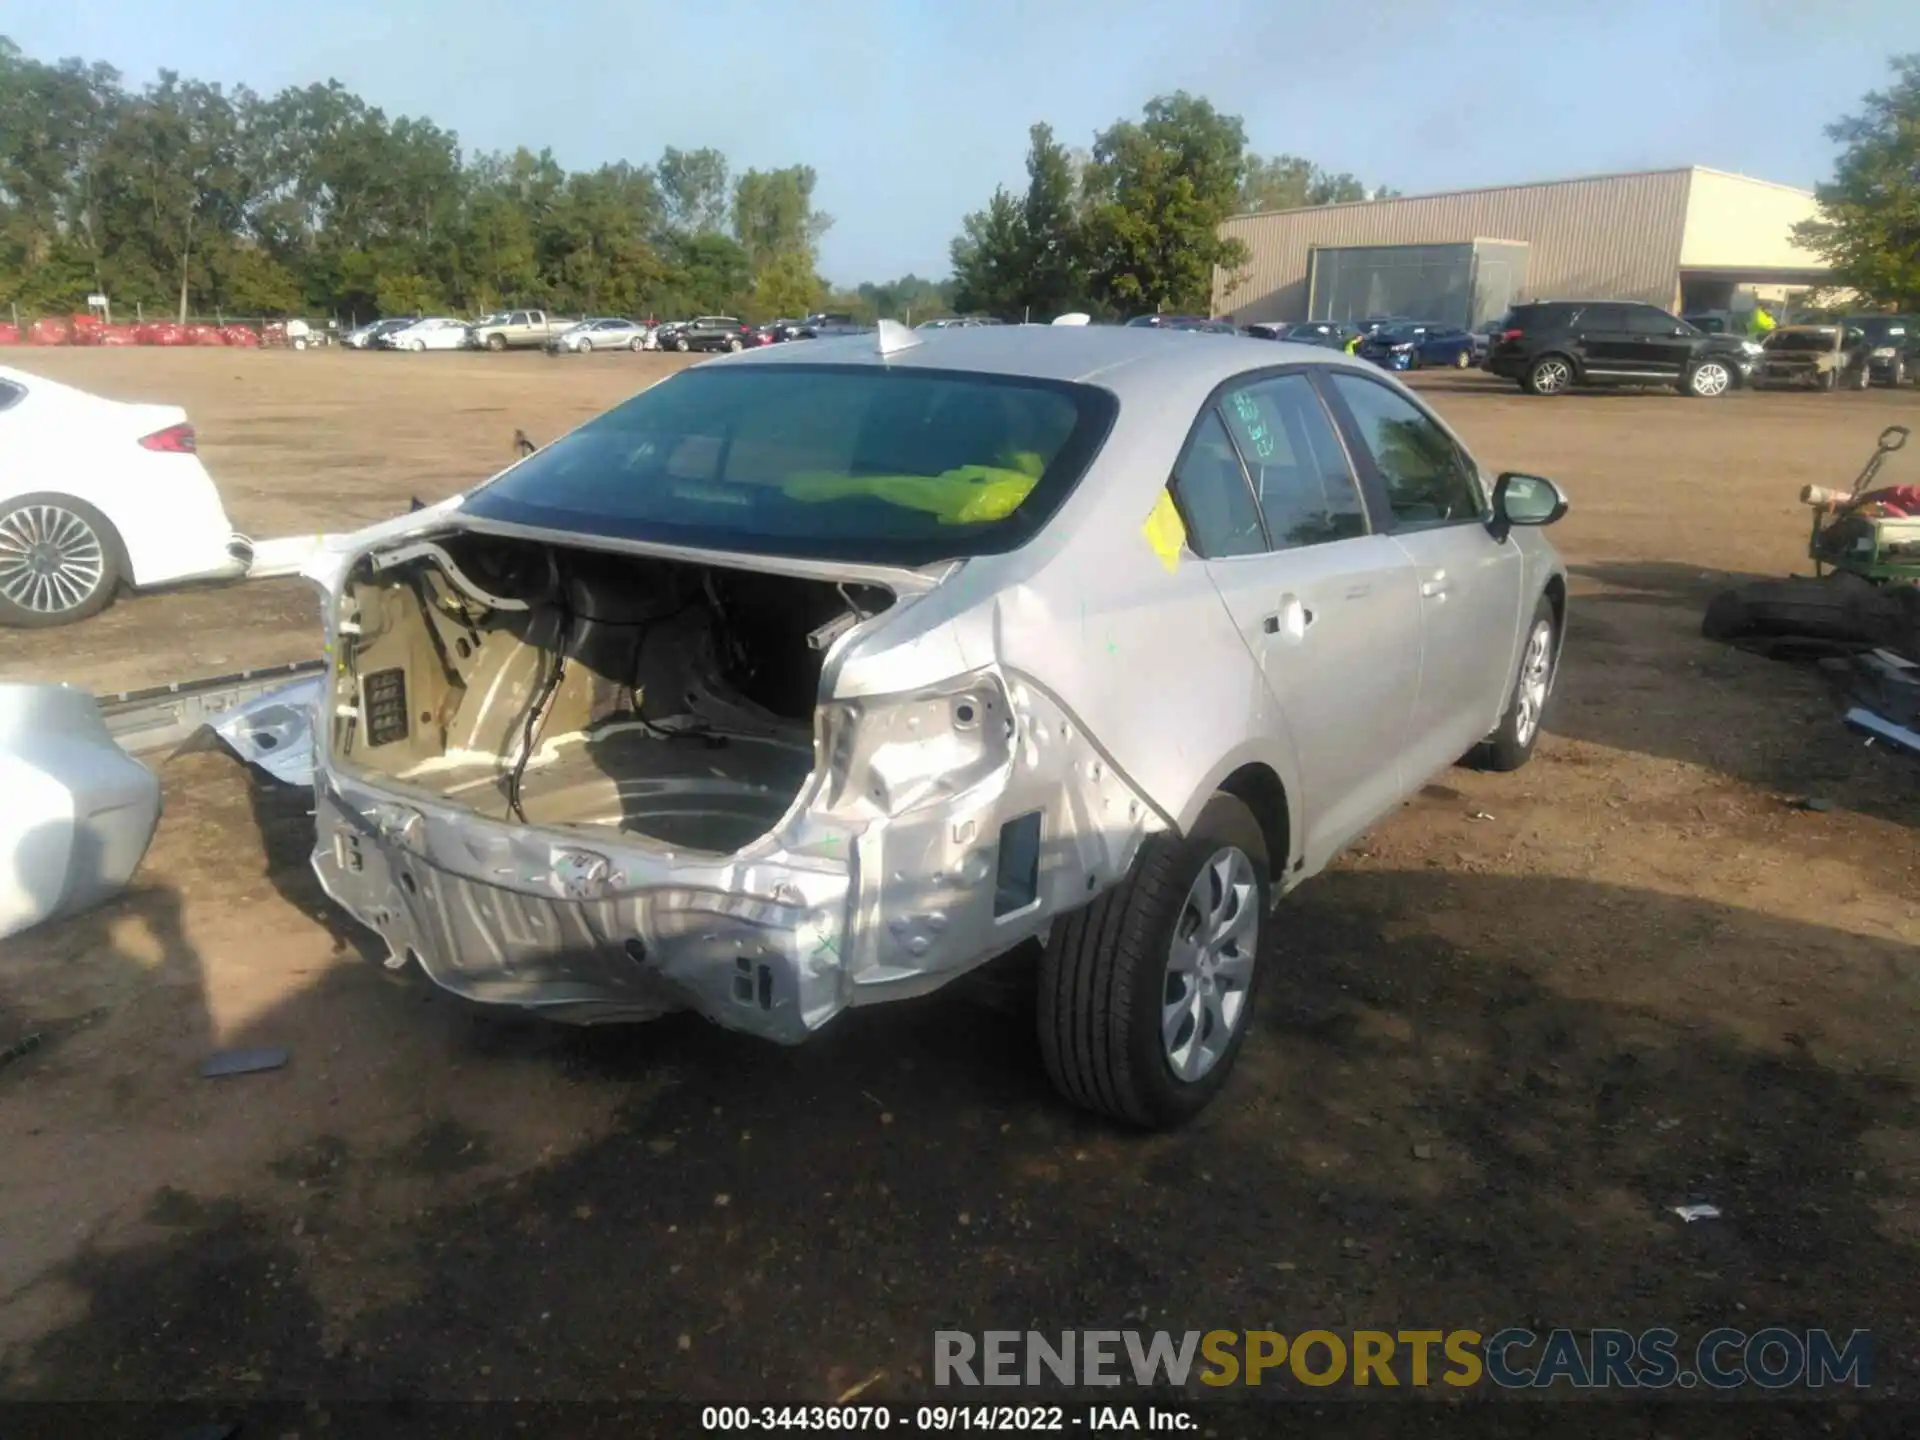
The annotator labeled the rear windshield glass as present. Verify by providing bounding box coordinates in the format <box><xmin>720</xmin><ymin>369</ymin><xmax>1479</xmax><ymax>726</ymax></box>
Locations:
<box><xmin>1852</xmin><ymin>318</ymin><xmax>1907</xmax><ymax>341</ymax></box>
<box><xmin>461</xmin><ymin>363</ymin><xmax>1118</xmax><ymax>564</ymax></box>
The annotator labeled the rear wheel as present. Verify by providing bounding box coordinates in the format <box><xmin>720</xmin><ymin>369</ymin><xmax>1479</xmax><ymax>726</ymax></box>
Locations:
<box><xmin>1686</xmin><ymin>359</ymin><xmax>1732</xmax><ymax>397</ymax></box>
<box><xmin>1524</xmin><ymin>354</ymin><xmax>1574</xmax><ymax>395</ymax></box>
<box><xmin>1039</xmin><ymin>792</ymin><xmax>1269</xmax><ymax>1129</ymax></box>
<box><xmin>0</xmin><ymin>495</ymin><xmax>125</xmax><ymax>628</ymax></box>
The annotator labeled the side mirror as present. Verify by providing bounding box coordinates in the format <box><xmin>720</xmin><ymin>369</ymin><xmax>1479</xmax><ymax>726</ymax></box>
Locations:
<box><xmin>1489</xmin><ymin>472</ymin><xmax>1569</xmax><ymax>542</ymax></box>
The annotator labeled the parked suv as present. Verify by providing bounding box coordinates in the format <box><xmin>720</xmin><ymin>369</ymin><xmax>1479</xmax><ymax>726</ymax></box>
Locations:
<box><xmin>668</xmin><ymin>316</ymin><xmax>755</xmax><ymax>353</ymax></box>
<box><xmin>1486</xmin><ymin>301</ymin><xmax>1759</xmax><ymax>398</ymax></box>
<box><xmin>1843</xmin><ymin>315</ymin><xmax>1917</xmax><ymax>387</ymax></box>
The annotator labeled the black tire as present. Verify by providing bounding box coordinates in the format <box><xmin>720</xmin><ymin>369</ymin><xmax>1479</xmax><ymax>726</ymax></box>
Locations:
<box><xmin>1469</xmin><ymin>595</ymin><xmax>1557</xmax><ymax>772</ymax></box>
<box><xmin>0</xmin><ymin>493</ymin><xmax>126</xmax><ymax>628</ymax></box>
<box><xmin>1817</xmin><ymin>369</ymin><xmax>1837</xmax><ymax>392</ymax></box>
<box><xmin>727</xmin><ymin>336</ymin><xmax>743</xmax><ymax>352</ymax></box>
<box><xmin>1454</xmin><ymin>349</ymin><xmax>1471</xmax><ymax>369</ymax></box>
<box><xmin>1686</xmin><ymin>358</ymin><xmax>1733</xmax><ymax>397</ymax></box>
<box><xmin>1853</xmin><ymin>362</ymin><xmax>1872</xmax><ymax>391</ymax></box>
<box><xmin>486</xmin><ymin>333</ymin><xmax>506</xmax><ymax>352</ymax></box>
<box><xmin>1523</xmin><ymin>354</ymin><xmax>1574</xmax><ymax>395</ymax></box>
<box><xmin>674</xmin><ymin>336</ymin><xmax>689</xmax><ymax>352</ymax></box>
<box><xmin>1892</xmin><ymin>357</ymin><xmax>1908</xmax><ymax>387</ymax></box>
<box><xmin>1039</xmin><ymin>792</ymin><xmax>1270</xmax><ymax>1129</ymax></box>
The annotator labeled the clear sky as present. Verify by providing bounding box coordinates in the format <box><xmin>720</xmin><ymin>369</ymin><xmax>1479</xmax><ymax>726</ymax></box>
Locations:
<box><xmin>7</xmin><ymin>0</ymin><xmax>1918</xmax><ymax>284</ymax></box>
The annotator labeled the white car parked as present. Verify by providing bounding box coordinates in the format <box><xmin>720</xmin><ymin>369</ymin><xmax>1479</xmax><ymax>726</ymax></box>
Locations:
<box><xmin>379</xmin><ymin>317</ymin><xmax>472</xmax><ymax>352</ymax></box>
<box><xmin>0</xmin><ymin>367</ymin><xmax>250</xmax><ymax>627</ymax></box>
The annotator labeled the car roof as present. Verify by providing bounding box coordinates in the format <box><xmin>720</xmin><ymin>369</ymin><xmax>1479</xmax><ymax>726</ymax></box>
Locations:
<box><xmin>707</xmin><ymin>322</ymin><xmax>1364</xmax><ymax>390</ymax></box>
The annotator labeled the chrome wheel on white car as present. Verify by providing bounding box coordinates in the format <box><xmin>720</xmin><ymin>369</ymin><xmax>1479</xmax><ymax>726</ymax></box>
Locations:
<box><xmin>0</xmin><ymin>496</ymin><xmax>121</xmax><ymax>627</ymax></box>
<box><xmin>1040</xmin><ymin>791</ymin><xmax>1269</xmax><ymax>1129</ymax></box>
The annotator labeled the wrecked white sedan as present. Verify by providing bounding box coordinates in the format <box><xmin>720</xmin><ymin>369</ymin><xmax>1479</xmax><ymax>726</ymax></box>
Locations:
<box><xmin>307</xmin><ymin>323</ymin><xmax>1569</xmax><ymax>1127</ymax></box>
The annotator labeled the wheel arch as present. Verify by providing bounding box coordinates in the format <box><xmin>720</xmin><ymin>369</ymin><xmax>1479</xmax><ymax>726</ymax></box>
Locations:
<box><xmin>1210</xmin><ymin>762</ymin><xmax>1293</xmax><ymax>885</ymax></box>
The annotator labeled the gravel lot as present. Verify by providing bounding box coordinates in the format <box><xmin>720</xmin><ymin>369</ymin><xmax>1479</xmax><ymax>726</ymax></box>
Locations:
<box><xmin>2</xmin><ymin>347</ymin><xmax>1917</xmax><ymax>1416</ymax></box>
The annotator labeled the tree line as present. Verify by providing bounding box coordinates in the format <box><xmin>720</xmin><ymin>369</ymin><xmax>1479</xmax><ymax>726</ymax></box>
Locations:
<box><xmin>949</xmin><ymin>92</ymin><xmax>1394</xmax><ymax>322</ymax></box>
<box><xmin>1794</xmin><ymin>53</ymin><xmax>1920</xmax><ymax>311</ymax></box>
<box><xmin>0</xmin><ymin>36</ymin><xmax>881</xmax><ymax>323</ymax></box>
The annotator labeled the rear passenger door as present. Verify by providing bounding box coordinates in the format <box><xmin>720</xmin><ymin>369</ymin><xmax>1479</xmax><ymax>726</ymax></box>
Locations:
<box><xmin>1319</xmin><ymin>371</ymin><xmax>1525</xmax><ymax>785</ymax></box>
<box><xmin>1172</xmin><ymin>370</ymin><xmax>1425</xmax><ymax>871</ymax></box>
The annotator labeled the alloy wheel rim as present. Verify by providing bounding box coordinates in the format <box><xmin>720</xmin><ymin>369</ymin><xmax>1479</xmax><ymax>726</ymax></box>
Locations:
<box><xmin>1536</xmin><ymin>359</ymin><xmax>1570</xmax><ymax>393</ymax></box>
<box><xmin>0</xmin><ymin>504</ymin><xmax>107</xmax><ymax>614</ymax></box>
<box><xmin>1162</xmin><ymin>846</ymin><xmax>1259</xmax><ymax>1083</ymax></box>
<box><xmin>1513</xmin><ymin>620</ymin><xmax>1554</xmax><ymax>747</ymax></box>
<box><xmin>1693</xmin><ymin>363</ymin><xmax>1729</xmax><ymax>396</ymax></box>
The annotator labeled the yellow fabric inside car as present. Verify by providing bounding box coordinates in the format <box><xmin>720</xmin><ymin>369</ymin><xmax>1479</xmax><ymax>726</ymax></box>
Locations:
<box><xmin>781</xmin><ymin>451</ymin><xmax>1046</xmax><ymax>525</ymax></box>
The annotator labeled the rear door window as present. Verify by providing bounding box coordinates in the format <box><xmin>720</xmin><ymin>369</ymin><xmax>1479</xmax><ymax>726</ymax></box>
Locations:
<box><xmin>1217</xmin><ymin>373</ymin><xmax>1368</xmax><ymax>548</ymax></box>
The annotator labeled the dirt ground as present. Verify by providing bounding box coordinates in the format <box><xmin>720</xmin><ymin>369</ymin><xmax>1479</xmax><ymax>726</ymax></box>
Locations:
<box><xmin>2</xmin><ymin>348</ymin><xmax>1919</xmax><ymax>1418</ymax></box>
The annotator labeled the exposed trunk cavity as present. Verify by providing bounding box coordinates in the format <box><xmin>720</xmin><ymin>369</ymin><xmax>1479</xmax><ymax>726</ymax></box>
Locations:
<box><xmin>331</xmin><ymin>531</ymin><xmax>896</xmax><ymax>855</ymax></box>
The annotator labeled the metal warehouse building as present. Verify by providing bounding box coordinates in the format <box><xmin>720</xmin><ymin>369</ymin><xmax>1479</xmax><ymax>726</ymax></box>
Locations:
<box><xmin>1212</xmin><ymin>166</ymin><xmax>1830</xmax><ymax>329</ymax></box>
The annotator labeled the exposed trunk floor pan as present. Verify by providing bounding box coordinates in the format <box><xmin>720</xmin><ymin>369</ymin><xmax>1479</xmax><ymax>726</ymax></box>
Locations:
<box><xmin>410</xmin><ymin>727</ymin><xmax>816</xmax><ymax>853</ymax></box>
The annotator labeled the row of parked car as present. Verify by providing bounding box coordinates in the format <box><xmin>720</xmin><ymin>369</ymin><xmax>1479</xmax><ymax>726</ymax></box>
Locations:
<box><xmin>1483</xmin><ymin>304</ymin><xmax>1916</xmax><ymax>398</ymax></box>
<box><xmin>1223</xmin><ymin>306</ymin><xmax>1916</xmax><ymax>399</ymax></box>
<box><xmin>339</xmin><ymin>310</ymin><xmax>900</xmax><ymax>357</ymax></box>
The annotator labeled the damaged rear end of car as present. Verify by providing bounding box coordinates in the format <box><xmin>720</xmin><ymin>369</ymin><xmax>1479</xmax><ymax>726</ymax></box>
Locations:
<box><xmin>307</xmin><ymin>351</ymin><xmax>1162</xmax><ymax>1042</ymax></box>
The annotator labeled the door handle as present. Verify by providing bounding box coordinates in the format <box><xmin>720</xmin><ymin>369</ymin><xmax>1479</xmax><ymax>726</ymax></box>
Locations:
<box><xmin>1420</xmin><ymin>571</ymin><xmax>1450</xmax><ymax>600</ymax></box>
<box><xmin>1344</xmin><ymin>582</ymin><xmax>1371</xmax><ymax>600</ymax></box>
<box><xmin>1262</xmin><ymin>595</ymin><xmax>1315</xmax><ymax>639</ymax></box>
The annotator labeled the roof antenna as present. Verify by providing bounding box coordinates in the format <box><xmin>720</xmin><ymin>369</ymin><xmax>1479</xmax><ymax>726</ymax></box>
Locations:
<box><xmin>874</xmin><ymin>317</ymin><xmax>920</xmax><ymax>358</ymax></box>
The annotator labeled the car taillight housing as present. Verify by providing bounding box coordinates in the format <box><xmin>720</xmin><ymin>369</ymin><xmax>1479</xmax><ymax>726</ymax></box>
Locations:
<box><xmin>1500</xmin><ymin>328</ymin><xmax>1523</xmax><ymax>343</ymax></box>
<box><xmin>139</xmin><ymin>423</ymin><xmax>197</xmax><ymax>454</ymax></box>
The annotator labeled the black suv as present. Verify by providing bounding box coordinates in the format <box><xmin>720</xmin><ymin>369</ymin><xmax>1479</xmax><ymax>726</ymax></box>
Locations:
<box><xmin>1486</xmin><ymin>300</ymin><xmax>1758</xmax><ymax>398</ymax></box>
<box><xmin>1843</xmin><ymin>315</ymin><xmax>1917</xmax><ymax>387</ymax></box>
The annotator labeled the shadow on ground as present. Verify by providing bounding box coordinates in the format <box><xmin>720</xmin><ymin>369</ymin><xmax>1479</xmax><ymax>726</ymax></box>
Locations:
<box><xmin>3</xmin><ymin>846</ymin><xmax>1916</xmax><ymax>1412</ymax></box>
<box><xmin>1550</xmin><ymin>561</ymin><xmax>1920</xmax><ymax>826</ymax></box>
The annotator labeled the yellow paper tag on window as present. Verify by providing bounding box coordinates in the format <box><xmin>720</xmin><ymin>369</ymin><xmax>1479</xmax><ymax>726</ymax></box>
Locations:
<box><xmin>1142</xmin><ymin>491</ymin><xmax>1186</xmax><ymax>574</ymax></box>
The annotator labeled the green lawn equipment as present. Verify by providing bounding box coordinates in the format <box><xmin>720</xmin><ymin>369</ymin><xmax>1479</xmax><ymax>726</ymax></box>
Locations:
<box><xmin>1803</xmin><ymin>425</ymin><xmax>1920</xmax><ymax>584</ymax></box>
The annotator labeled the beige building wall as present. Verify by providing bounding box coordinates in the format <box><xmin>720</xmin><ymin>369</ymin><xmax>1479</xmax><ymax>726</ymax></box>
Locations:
<box><xmin>1678</xmin><ymin>169</ymin><xmax>1824</xmax><ymax>270</ymax></box>
<box><xmin>1215</xmin><ymin>169</ymin><xmax>1694</xmax><ymax>321</ymax></box>
<box><xmin>1214</xmin><ymin>167</ymin><xmax>1832</xmax><ymax>322</ymax></box>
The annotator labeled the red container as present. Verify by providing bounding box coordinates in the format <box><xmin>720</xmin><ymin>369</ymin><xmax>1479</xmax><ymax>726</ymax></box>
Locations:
<box><xmin>221</xmin><ymin>325</ymin><xmax>261</xmax><ymax>347</ymax></box>
<box><xmin>0</xmin><ymin>323</ymin><xmax>19</xmax><ymax>345</ymax></box>
<box><xmin>28</xmin><ymin>318</ymin><xmax>71</xmax><ymax>345</ymax></box>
